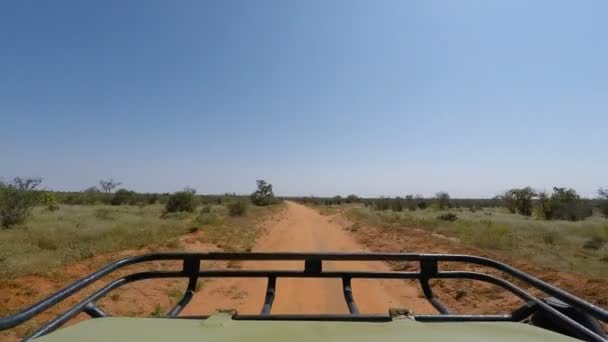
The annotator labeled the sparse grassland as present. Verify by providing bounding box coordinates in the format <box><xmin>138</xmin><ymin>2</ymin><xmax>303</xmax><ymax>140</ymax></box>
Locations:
<box><xmin>196</xmin><ymin>202</ymin><xmax>284</xmax><ymax>251</ymax></box>
<box><xmin>0</xmin><ymin>201</ymin><xmax>283</xmax><ymax>279</ymax></box>
<box><xmin>0</xmin><ymin>204</ymin><xmax>197</xmax><ymax>278</ymax></box>
<box><xmin>344</xmin><ymin>206</ymin><xmax>608</xmax><ymax>277</ymax></box>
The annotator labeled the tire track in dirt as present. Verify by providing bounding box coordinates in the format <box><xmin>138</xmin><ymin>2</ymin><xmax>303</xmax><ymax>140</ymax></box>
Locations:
<box><xmin>181</xmin><ymin>201</ymin><xmax>434</xmax><ymax>316</ymax></box>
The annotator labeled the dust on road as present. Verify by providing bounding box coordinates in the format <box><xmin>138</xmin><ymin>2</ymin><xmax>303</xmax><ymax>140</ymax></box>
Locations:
<box><xmin>182</xmin><ymin>201</ymin><xmax>434</xmax><ymax>315</ymax></box>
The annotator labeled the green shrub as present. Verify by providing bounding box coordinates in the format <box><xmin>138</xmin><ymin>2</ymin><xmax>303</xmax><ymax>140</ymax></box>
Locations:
<box><xmin>111</xmin><ymin>189</ymin><xmax>136</xmax><ymax>206</ymax></box>
<box><xmin>0</xmin><ymin>178</ymin><xmax>44</xmax><ymax>228</ymax></box>
<box><xmin>537</xmin><ymin>187</ymin><xmax>593</xmax><ymax>221</ymax></box>
<box><xmin>417</xmin><ymin>200</ymin><xmax>428</xmax><ymax>210</ymax></box>
<box><xmin>500</xmin><ymin>187</ymin><xmax>536</xmax><ymax>216</ymax></box>
<box><xmin>437</xmin><ymin>213</ymin><xmax>458</xmax><ymax>222</ymax></box>
<box><xmin>165</xmin><ymin>189</ymin><xmax>197</xmax><ymax>213</ymax></box>
<box><xmin>250</xmin><ymin>180</ymin><xmax>276</xmax><ymax>206</ymax></box>
<box><xmin>227</xmin><ymin>200</ymin><xmax>248</xmax><ymax>217</ymax></box>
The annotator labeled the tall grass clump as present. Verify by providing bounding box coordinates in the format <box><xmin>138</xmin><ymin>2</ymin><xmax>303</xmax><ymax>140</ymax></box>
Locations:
<box><xmin>227</xmin><ymin>200</ymin><xmax>248</xmax><ymax>217</ymax></box>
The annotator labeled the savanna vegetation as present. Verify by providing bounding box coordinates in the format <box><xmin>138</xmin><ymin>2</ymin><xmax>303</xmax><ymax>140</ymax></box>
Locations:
<box><xmin>0</xmin><ymin>177</ymin><xmax>281</xmax><ymax>278</ymax></box>
<box><xmin>296</xmin><ymin>186</ymin><xmax>608</xmax><ymax>278</ymax></box>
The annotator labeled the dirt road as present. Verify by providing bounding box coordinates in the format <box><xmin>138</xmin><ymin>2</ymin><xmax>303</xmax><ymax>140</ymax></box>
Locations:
<box><xmin>182</xmin><ymin>201</ymin><xmax>433</xmax><ymax>315</ymax></box>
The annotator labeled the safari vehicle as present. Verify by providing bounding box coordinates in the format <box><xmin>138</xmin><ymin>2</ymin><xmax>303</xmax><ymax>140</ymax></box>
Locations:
<box><xmin>1</xmin><ymin>253</ymin><xmax>606</xmax><ymax>341</ymax></box>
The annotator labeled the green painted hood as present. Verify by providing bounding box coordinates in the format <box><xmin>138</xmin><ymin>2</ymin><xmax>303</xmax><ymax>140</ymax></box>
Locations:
<box><xmin>36</xmin><ymin>313</ymin><xmax>578</xmax><ymax>342</ymax></box>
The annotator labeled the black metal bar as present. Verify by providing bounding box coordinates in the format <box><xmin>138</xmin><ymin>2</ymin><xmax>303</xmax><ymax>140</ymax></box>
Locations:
<box><xmin>0</xmin><ymin>252</ymin><xmax>603</xmax><ymax>342</ymax></box>
<box><xmin>304</xmin><ymin>257</ymin><xmax>322</xmax><ymax>274</ymax></box>
<box><xmin>510</xmin><ymin>301</ymin><xmax>538</xmax><ymax>321</ymax></box>
<box><xmin>341</xmin><ymin>278</ymin><xmax>359</xmax><ymax>314</ymax></box>
<box><xmin>24</xmin><ymin>271</ymin><xmax>183</xmax><ymax>341</ymax></box>
<box><xmin>195</xmin><ymin>270</ymin><xmax>421</xmax><ymax>278</ymax></box>
<box><xmin>419</xmin><ymin>259</ymin><xmax>450</xmax><ymax>315</ymax></box>
<box><xmin>435</xmin><ymin>271</ymin><xmax>607</xmax><ymax>342</ymax></box>
<box><xmin>3</xmin><ymin>252</ymin><xmax>606</xmax><ymax>329</ymax></box>
<box><xmin>260</xmin><ymin>276</ymin><xmax>276</xmax><ymax>315</ymax></box>
<box><xmin>82</xmin><ymin>303</ymin><xmax>109</xmax><ymax>318</ymax></box>
<box><xmin>168</xmin><ymin>258</ymin><xmax>200</xmax><ymax>317</ymax></box>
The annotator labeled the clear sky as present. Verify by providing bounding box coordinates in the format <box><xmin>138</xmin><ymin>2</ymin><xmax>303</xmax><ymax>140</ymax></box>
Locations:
<box><xmin>1</xmin><ymin>1</ymin><xmax>606</xmax><ymax>198</ymax></box>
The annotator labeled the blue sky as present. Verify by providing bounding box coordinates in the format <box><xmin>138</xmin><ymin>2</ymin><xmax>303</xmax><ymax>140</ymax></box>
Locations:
<box><xmin>1</xmin><ymin>1</ymin><xmax>606</xmax><ymax>197</ymax></box>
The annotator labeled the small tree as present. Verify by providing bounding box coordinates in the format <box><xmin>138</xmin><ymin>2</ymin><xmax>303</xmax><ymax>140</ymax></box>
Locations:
<box><xmin>0</xmin><ymin>177</ymin><xmax>44</xmax><ymax>228</ymax></box>
<box><xmin>251</xmin><ymin>180</ymin><xmax>275</xmax><ymax>206</ymax></box>
<box><xmin>500</xmin><ymin>187</ymin><xmax>536</xmax><ymax>216</ymax></box>
<box><xmin>535</xmin><ymin>190</ymin><xmax>552</xmax><ymax>219</ymax></box>
<box><xmin>99</xmin><ymin>179</ymin><xmax>122</xmax><ymax>194</ymax></box>
<box><xmin>548</xmin><ymin>187</ymin><xmax>592</xmax><ymax>221</ymax></box>
<box><xmin>83</xmin><ymin>186</ymin><xmax>102</xmax><ymax>205</ymax></box>
<box><xmin>14</xmin><ymin>177</ymin><xmax>42</xmax><ymax>191</ymax></box>
<box><xmin>435</xmin><ymin>191</ymin><xmax>451</xmax><ymax>210</ymax></box>
<box><xmin>500</xmin><ymin>190</ymin><xmax>517</xmax><ymax>214</ymax></box>
<box><xmin>416</xmin><ymin>195</ymin><xmax>428</xmax><ymax>210</ymax></box>
<box><xmin>165</xmin><ymin>188</ymin><xmax>197</xmax><ymax>213</ymax></box>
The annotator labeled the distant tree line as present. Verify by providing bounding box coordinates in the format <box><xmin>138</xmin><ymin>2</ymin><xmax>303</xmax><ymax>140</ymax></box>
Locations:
<box><xmin>0</xmin><ymin>177</ymin><xmax>279</xmax><ymax>229</ymax></box>
<box><xmin>292</xmin><ymin>186</ymin><xmax>608</xmax><ymax>222</ymax></box>
<box><xmin>498</xmin><ymin>187</ymin><xmax>600</xmax><ymax>221</ymax></box>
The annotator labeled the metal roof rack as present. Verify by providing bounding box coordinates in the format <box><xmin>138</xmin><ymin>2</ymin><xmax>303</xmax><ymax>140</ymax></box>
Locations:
<box><xmin>1</xmin><ymin>252</ymin><xmax>606</xmax><ymax>341</ymax></box>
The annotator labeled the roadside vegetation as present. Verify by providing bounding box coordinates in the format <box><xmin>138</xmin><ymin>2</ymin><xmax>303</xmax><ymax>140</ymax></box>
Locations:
<box><xmin>296</xmin><ymin>186</ymin><xmax>608</xmax><ymax>278</ymax></box>
<box><xmin>0</xmin><ymin>177</ymin><xmax>281</xmax><ymax>278</ymax></box>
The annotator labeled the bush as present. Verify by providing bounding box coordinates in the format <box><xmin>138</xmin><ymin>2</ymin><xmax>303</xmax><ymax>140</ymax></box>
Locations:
<box><xmin>227</xmin><ymin>200</ymin><xmax>248</xmax><ymax>217</ymax></box>
<box><xmin>437</xmin><ymin>213</ymin><xmax>458</xmax><ymax>222</ymax></box>
<box><xmin>537</xmin><ymin>187</ymin><xmax>593</xmax><ymax>221</ymax></box>
<box><xmin>0</xmin><ymin>178</ymin><xmax>44</xmax><ymax>228</ymax></box>
<box><xmin>417</xmin><ymin>200</ymin><xmax>428</xmax><ymax>210</ymax></box>
<box><xmin>250</xmin><ymin>180</ymin><xmax>276</xmax><ymax>206</ymax></box>
<box><xmin>111</xmin><ymin>189</ymin><xmax>136</xmax><ymax>206</ymax></box>
<box><xmin>165</xmin><ymin>189</ymin><xmax>197</xmax><ymax>213</ymax></box>
<box><xmin>374</xmin><ymin>198</ymin><xmax>391</xmax><ymax>211</ymax></box>
<box><xmin>500</xmin><ymin>187</ymin><xmax>536</xmax><ymax>216</ymax></box>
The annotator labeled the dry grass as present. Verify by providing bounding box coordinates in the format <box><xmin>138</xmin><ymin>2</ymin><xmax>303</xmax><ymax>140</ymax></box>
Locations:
<box><xmin>196</xmin><ymin>203</ymin><xmax>284</xmax><ymax>252</ymax></box>
<box><xmin>345</xmin><ymin>206</ymin><xmax>608</xmax><ymax>277</ymax></box>
<box><xmin>0</xmin><ymin>204</ymin><xmax>198</xmax><ymax>278</ymax></box>
<box><xmin>0</xmin><ymin>200</ymin><xmax>285</xmax><ymax>280</ymax></box>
